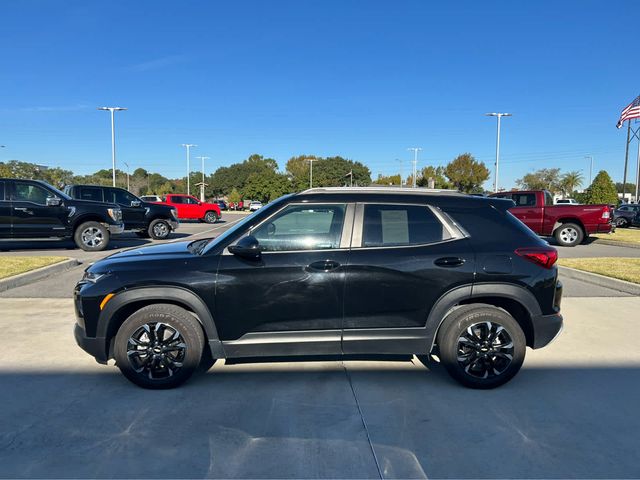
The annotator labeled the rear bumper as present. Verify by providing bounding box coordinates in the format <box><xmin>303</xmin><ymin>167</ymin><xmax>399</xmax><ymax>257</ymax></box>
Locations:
<box><xmin>596</xmin><ymin>223</ymin><xmax>612</xmax><ymax>234</ymax></box>
<box><xmin>531</xmin><ymin>312</ymin><xmax>563</xmax><ymax>349</ymax></box>
<box><xmin>107</xmin><ymin>223</ymin><xmax>125</xmax><ymax>235</ymax></box>
<box><xmin>74</xmin><ymin>324</ymin><xmax>109</xmax><ymax>364</ymax></box>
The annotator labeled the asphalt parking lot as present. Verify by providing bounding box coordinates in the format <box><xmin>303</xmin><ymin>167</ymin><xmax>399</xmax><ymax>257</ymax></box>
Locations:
<box><xmin>1</xmin><ymin>216</ymin><xmax>640</xmax><ymax>477</ymax></box>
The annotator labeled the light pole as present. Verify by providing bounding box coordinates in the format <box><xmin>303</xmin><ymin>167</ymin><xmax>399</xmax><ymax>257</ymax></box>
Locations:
<box><xmin>407</xmin><ymin>147</ymin><xmax>422</xmax><ymax>188</ymax></box>
<box><xmin>395</xmin><ymin>158</ymin><xmax>403</xmax><ymax>187</ymax></box>
<box><xmin>307</xmin><ymin>158</ymin><xmax>318</xmax><ymax>188</ymax></box>
<box><xmin>97</xmin><ymin>107</ymin><xmax>127</xmax><ymax>187</ymax></box>
<box><xmin>485</xmin><ymin>113</ymin><xmax>511</xmax><ymax>193</ymax></box>
<box><xmin>182</xmin><ymin>144</ymin><xmax>197</xmax><ymax>195</ymax></box>
<box><xmin>195</xmin><ymin>156</ymin><xmax>210</xmax><ymax>201</ymax></box>
<box><xmin>123</xmin><ymin>162</ymin><xmax>130</xmax><ymax>191</ymax></box>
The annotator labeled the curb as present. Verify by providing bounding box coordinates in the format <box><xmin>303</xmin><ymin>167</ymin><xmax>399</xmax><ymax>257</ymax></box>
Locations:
<box><xmin>558</xmin><ymin>265</ymin><xmax>640</xmax><ymax>296</ymax></box>
<box><xmin>0</xmin><ymin>258</ymin><xmax>81</xmax><ymax>292</ymax></box>
<box><xmin>593</xmin><ymin>238</ymin><xmax>640</xmax><ymax>250</ymax></box>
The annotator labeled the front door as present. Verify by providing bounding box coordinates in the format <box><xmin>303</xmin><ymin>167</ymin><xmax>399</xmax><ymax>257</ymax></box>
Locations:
<box><xmin>342</xmin><ymin>203</ymin><xmax>475</xmax><ymax>353</ymax></box>
<box><xmin>105</xmin><ymin>188</ymin><xmax>146</xmax><ymax>229</ymax></box>
<box><xmin>10</xmin><ymin>181</ymin><xmax>68</xmax><ymax>237</ymax></box>
<box><xmin>215</xmin><ymin>203</ymin><xmax>353</xmax><ymax>357</ymax></box>
<box><xmin>0</xmin><ymin>180</ymin><xmax>11</xmax><ymax>238</ymax></box>
<box><xmin>510</xmin><ymin>192</ymin><xmax>543</xmax><ymax>233</ymax></box>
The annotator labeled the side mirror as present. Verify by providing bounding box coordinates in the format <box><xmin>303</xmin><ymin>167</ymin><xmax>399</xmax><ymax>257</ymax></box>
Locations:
<box><xmin>131</xmin><ymin>200</ymin><xmax>142</xmax><ymax>207</ymax></box>
<box><xmin>228</xmin><ymin>235</ymin><xmax>262</xmax><ymax>259</ymax></box>
<box><xmin>46</xmin><ymin>197</ymin><xmax>61</xmax><ymax>207</ymax></box>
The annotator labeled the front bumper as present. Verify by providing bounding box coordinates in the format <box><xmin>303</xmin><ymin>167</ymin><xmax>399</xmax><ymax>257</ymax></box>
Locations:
<box><xmin>168</xmin><ymin>219</ymin><xmax>179</xmax><ymax>231</ymax></box>
<box><xmin>107</xmin><ymin>223</ymin><xmax>125</xmax><ymax>235</ymax></box>
<box><xmin>74</xmin><ymin>324</ymin><xmax>109</xmax><ymax>364</ymax></box>
<box><xmin>531</xmin><ymin>312</ymin><xmax>563</xmax><ymax>348</ymax></box>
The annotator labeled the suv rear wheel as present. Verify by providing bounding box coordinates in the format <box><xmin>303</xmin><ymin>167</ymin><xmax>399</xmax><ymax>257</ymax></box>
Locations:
<box><xmin>113</xmin><ymin>304</ymin><xmax>205</xmax><ymax>389</ymax></box>
<box><xmin>74</xmin><ymin>221</ymin><xmax>109</xmax><ymax>251</ymax></box>
<box><xmin>554</xmin><ymin>222</ymin><xmax>584</xmax><ymax>247</ymax></box>
<box><xmin>148</xmin><ymin>219</ymin><xmax>172</xmax><ymax>240</ymax></box>
<box><xmin>436</xmin><ymin>305</ymin><xmax>526</xmax><ymax>389</ymax></box>
<box><xmin>204</xmin><ymin>211</ymin><xmax>219</xmax><ymax>224</ymax></box>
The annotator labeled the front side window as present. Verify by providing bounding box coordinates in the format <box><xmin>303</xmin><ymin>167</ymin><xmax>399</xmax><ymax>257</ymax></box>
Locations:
<box><xmin>362</xmin><ymin>204</ymin><xmax>449</xmax><ymax>247</ymax></box>
<box><xmin>252</xmin><ymin>204</ymin><xmax>346</xmax><ymax>251</ymax></box>
<box><xmin>105</xmin><ymin>189</ymin><xmax>137</xmax><ymax>206</ymax></box>
<box><xmin>185</xmin><ymin>196</ymin><xmax>200</xmax><ymax>204</ymax></box>
<box><xmin>12</xmin><ymin>182</ymin><xmax>50</xmax><ymax>204</ymax></box>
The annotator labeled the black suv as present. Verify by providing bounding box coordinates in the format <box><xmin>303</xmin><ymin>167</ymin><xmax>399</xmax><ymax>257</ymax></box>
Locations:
<box><xmin>74</xmin><ymin>187</ymin><xmax>563</xmax><ymax>389</ymax></box>
<box><xmin>64</xmin><ymin>185</ymin><xmax>179</xmax><ymax>240</ymax></box>
<box><xmin>0</xmin><ymin>178</ymin><xmax>124</xmax><ymax>251</ymax></box>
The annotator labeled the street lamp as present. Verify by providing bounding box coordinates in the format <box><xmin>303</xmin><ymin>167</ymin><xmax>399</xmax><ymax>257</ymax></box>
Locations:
<box><xmin>195</xmin><ymin>156</ymin><xmax>210</xmax><ymax>201</ymax></box>
<box><xmin>407</xmin><ymin>147</ymin><xmax>422</xmax><ymax>188</ymax></box>
<box><xmin>97</xmin><ymin>107</ymin><xmax>127</xmax><ymax>187</ymax></box>
<box><xmin>485</xmin><ymin>113</ymin><xmax>512</xmax><ymax>192</ymax></box>
<box><xmin>123</xmin><ymin>162</ymin><xmax>130</xmax><ymax>191</ymax></box>
<box><xmin>307</xmin><ymin>158</ymin><xmax>318</xmax><ymax>188</ymax></box>
<box><xmin>181</xmin><ymin>144</ymin><xmax>197</xmax><ymax>195</ymax></box>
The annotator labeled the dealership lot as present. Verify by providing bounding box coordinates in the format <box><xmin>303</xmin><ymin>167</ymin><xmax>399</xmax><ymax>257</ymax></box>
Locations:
<box><xmin>1</xmin><ymin>215</ymin><xmax>640</xmax><ymax>477</ymax></box>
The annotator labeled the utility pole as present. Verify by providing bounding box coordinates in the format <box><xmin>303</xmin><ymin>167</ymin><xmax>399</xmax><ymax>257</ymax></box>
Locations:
<box><xmin>584</xmin><ymin>155</ymin><xmax>593</xmax><ymax>187</ymax></box>
<box><xmin>407</xmin><ymin>147</ymin><xmax>422</xmax><ymax>188</ymax></box>
<box><xmin>182</xmin><ymin>144</ymin><xmax>197</xmax><ymax>195</ymax></box>
<box><xmin>395</xmin><ymin>158</ymin><xmax>403</xmax><ymax>187</ymax></box>
<box><xmin>123</xmin><ymin>162</ymin><xmax>130</xmax><ymax>191</ymax></box>
<box><xmin>97</xmin><ymin>106</ymin><xmax>127</xmax><ymax>187</ymax></box>
<box><xmin>195</xmin><ymin>156</ymin><xmax>210</xmax><ymax>201</ymax></box>
<box><xmin>307</xmin><ymin>158</ymin><xmax>318</xmax><ymax>188</ymax></box>
<box><xmin>485</xmin><ymin>112</ymin><xmax>512</xmax><ymax>192</ymax></box>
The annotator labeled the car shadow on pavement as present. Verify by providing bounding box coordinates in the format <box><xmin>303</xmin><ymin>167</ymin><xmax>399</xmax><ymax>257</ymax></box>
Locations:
<box><xmin>0</xmin><ymin>364</ymin><xmax>638</xmax><ymax>478</ymax></box>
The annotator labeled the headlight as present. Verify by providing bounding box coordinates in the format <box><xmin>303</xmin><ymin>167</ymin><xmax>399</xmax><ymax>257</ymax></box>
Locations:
<box><xmin>171</xmin><ymin>208</ymin><xmax>178</xmax><ymax>220</ymax></box>
<box><xmin>81</xmin><ymin>271</ymin><xmax>108</xmax><ymax>284</ymax></box>
<box><xmin>107</xmin><ymin>208</ymin><xmax>122</xmax><ymax>222</ymax></box>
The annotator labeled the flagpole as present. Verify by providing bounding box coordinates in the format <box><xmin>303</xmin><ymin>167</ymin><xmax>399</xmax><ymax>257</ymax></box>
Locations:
<box><xmin>623</xmin><ymin>120</ymin><xmax>631</xmax><ymax>200</ymax></box>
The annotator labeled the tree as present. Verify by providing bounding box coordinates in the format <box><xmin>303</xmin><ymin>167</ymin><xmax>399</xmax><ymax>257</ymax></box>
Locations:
<box><xmin>417</xmin><ymin>166</ymin><xmax>451</xmax><ymax>189</ymax></box>
<box><xmin>515</xmin><ymin>168</ymin><xmax>562</xmax><ymax>193</ymax></box>
<box><xmin>286</xmin><ymin>155</ymin><xmax>371</xmax><ymax>189</ymax></box>
<box><xmin>584</xmin><ymin>170</ymin><xmax>618</xmax><ymax>205</ymax></box>
<box><xmin>444</xmin><ymin>153</ymin><xmax>489</xmax><ymax>193</ymax></box>
<box><xmin>616</xmin><ymin>182</ymin><xmax>637</xmax><ymax>194</ymax></box>
<box><xmin>243</xmin><ymin>172</ymin><xmax>292</xmax><ymax>202</ymax></box>
<box><xmin>227</xmin><ymin>188</ymin><xmax>241</xmax><ymax>204</ymax></box>
<box><xmin>559</xmin><ymin>170</ymin><xmax>584</xmax><ymax>198</ymax></box>
<box><xmin>210</xmin><ymin>154</ymin><xmax>279</xmax><ymax>196</ymax></box>
<box><xmin>372</xmin><ymin>174</ymin><xmax>401</xmax><ymax>185</ymax></box>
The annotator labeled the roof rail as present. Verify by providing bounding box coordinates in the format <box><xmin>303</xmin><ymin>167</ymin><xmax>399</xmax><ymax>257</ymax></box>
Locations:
<box><xmin>300</xmin><ymin>186</ymin><xmax>461</xmax><ymax>194</ymax></box>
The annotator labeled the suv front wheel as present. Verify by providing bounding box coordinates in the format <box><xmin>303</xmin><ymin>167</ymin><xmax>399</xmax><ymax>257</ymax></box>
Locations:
<box><xmin>113</xmin><ymin>304</ymin><xmax>205</xmax><ymax>389</ymax></box>
<box><xmin>436</xmin><ymin>305</ymin><xmax>526</xmax><ymax>389</ymax></box>
<box><xmin>203</xmin><ymin>211</ymin><xmax>219</xmax><ymax>224</ymax></box>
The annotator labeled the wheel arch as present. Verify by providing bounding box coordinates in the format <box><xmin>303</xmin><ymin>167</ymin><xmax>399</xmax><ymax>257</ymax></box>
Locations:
<box><xmin>552</xmin><ymin>217</ymin><xmax>585</xmax><ymax>235</ymax></box>
<box><xmin>97</xmin><ymin>286</ymin><xmax>222</xmax><ymax>359</ymax></box>
<box><xmin>72</xmin><ymin>214</ymin><xmax>109</xmax><ymax>230</ymax></box>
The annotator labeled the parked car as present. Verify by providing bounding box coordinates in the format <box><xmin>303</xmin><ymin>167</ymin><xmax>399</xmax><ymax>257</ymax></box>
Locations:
<box><xmin>612</xmin><ymin>204</ymin><xmax>640</xmax><ymax>228</ymax></box>
<box><xmin>215</xmin><ymin>200</ymin><xmax>228</xmax><ymax>211</ymax></box>
<box><xmin>140</xmin><ymin>195</ymin><xmax>162</xmax><ymax>203</ymax></box>
<box><xmin>228</xmin><ymin>200</ymin><xmax>244</xmax><ymax>211</ymax></box>
<box><xmin>64</xmin><ymin>185</ymin><xmax>179</xmax><ymax>240</ymax></box>
<box><xmin>160</xmin><ymin>194</ymin><xmax>221</xmax><ymax>223</ymax></box>
<box><xmin>0</xmin><ymin>178</ymin><xmax>123</xmax><ymax>251</ymax></box>
<box><xmin>490</xmin><ymin>190</ymin><xmax>612</xmax><ymax>246</ymax></box>
<box><xmin>249</xmin><ymin>200</ymin><xmax>263</xmax><ymax>211</ymax></box>
<box><xmin>74</xmin><ymin>186</ymin><xmax>563</xmax><ymax>390</ymax></box>
<box><xmin>555</xmin><ymin>198</ymin><xmax>580</xmax><ymax>205</ymax></box>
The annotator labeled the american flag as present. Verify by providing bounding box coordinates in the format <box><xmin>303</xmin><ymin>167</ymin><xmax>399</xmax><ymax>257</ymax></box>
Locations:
<box><xmin>617</xmin><ymin>95</ymin><xmax>640</xmax><ymax>128</ymax></box>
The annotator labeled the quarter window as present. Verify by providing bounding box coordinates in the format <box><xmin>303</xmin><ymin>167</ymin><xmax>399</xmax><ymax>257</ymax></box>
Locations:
<box><xmin>362</xmin><ymin>204</ymin><xmax>449</xmax><ymax>247</ymax></box>
<box><xmin>252</xmin><ymin>204</ymin><xmax>346</xmax><ymax>251</ymax></box>
<box><xmin>12</xmin><ymin>182</ymin><xmax>50</xmax><ymax>204</ymax></box>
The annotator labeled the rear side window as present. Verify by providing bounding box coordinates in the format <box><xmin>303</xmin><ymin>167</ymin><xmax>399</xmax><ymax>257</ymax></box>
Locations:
<box><xmin>169</xmin><ymin>196</ymin><xmax>183</xmax><ymax>204</ymax></box>
<box><xmin>79</xmin><ymin>187</ymin><xmax>103</xmax><ymax>202</ymax></box>
<box><xmin>511</xmin><ymin>193</ymin><xmax>536</xmax><ymax>207</ymax></box>
<box><xmin>362</xmin><ymin>204</ymin><xmax>449</xmax><ymax>247</ymax></box>
<box><xmin>0</xmin><ymin>181</ymin><xmax>4</xmax><ymax>201</ymax></box>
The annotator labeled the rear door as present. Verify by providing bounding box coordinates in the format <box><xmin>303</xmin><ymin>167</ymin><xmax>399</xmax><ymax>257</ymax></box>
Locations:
<box><xmin>0</xmin><ymin>180</ymin><xmax>10</xmax><ymax>237</ymax></box>
<box><xmin>10</xmin><ymin>181</ymin><xmax>68</xmax><ymax>237</ymax></box>
<box><xmin>342</xmin><ymin>202</ymin><xmax>475</xmax><ymax>354</ymax></box>
<box><xmin>510</xmin><ymin>192</ymin><xmax>544</xmax><ymax>233</ymax></box>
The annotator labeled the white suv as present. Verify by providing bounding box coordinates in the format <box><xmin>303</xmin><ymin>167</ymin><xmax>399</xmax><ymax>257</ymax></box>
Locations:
<box><xmin>249</xmin><ymin>201</ymin><xmax>263</xmax><ymax>211</ymax></box>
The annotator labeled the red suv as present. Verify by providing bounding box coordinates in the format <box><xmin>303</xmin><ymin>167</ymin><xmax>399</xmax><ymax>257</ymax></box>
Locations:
<box><xmin>161</xmin><ymin>194</ymin><xmax>221</xmax><ymax>223</ymax></box>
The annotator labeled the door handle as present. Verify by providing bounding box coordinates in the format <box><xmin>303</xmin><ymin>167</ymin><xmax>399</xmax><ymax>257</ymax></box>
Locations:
<box><xmin>307</xmin><ymin>260</ymin><xmax>341</xmax><ymax>272</ymax></box>
<box><xmin>13</xmin><ymin>207</ymin><xmax>30</xmax><ymax>212</ymax></box>
<box><xmin>434</xmin><ymin>257</ymin><xmax>465</xmax><ymax>268</ymax></box>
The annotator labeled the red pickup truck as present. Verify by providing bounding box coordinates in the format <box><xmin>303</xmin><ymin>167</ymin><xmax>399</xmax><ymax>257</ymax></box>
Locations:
<box><xmin>490</xmin><ymin>190</ymin><xmax>612</xmax><ymax>247</ymax></box>
<box><xmin>159</xmin><ymin>194</ymin><xmax>221</xmax><ymax>223</ymax></box>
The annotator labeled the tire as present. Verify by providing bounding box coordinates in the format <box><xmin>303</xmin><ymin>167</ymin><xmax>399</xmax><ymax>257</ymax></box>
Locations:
<box><xmin>554</xmin><ymin>222</ymin><xmax>584</xmax><ymax>247</ymax></box>
<box><xmin>113</xmin><ymin>304</ymin><xmax>206</xmax><ymax>389</ymax></box>
<box><xmin>203</xmin><ymin>211</ymin><xmax>219</xmax><ymax>224</ymax></box>
<box><xmin>73</xmin><ymin>221</ymin><xmax>110</xmax><ymax>251</ymax></box>
<box><xmin>436</xmin><ymin>304</ymin><xmax>526</xmax><ymax>389</ymax></box>
<box><xmin>148</xmin><ymin>219</ymin><xmax>172</xmax><ymax>240</ymax></box>
<box><xmin>616</xmin><ymin>217</ymin><xmax>629</xmax><ymax>228</ymax></box>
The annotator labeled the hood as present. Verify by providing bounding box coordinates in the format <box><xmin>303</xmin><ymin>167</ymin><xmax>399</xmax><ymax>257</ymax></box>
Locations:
<box><xmin>105</xmin><ymin>240</ymin><xmax>194</xmax><ymax>261</ymax></box>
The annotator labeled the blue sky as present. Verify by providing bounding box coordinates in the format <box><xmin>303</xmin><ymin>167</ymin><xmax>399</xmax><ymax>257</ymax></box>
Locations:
<box><xmin>1</xmin><ymin>0</ymin><xmax>639</xmax><ymax>189</ymax></box>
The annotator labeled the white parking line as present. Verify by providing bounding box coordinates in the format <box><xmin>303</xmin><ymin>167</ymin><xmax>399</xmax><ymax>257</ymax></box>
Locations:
<box><xmin>169</xmin><ymin>217</ymin><xmax>245</xmax><ymax>243</ymax></box>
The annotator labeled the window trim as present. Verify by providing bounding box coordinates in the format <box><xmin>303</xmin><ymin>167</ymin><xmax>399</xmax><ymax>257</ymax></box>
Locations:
<box><xmin>223</xmin><ymin>202</ymin><xmax>355</xmax><ymax>255</ymax></box>
<box><xmin>351</xmin><ymin>202</ymin><xmax>465</xmax><ymax>250</ymax></box>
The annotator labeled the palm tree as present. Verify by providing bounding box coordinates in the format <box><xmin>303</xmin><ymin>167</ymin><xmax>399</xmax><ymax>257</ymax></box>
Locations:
<box><xmin>560</xmin><ymin>170</ymin><xmax>584</xmax><ymax>198</ymax></box>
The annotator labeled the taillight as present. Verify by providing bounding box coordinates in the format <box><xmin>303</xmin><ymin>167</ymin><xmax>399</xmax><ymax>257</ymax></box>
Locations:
<box><xmin>515</xmin><ymin>247</ymin><xmax>558</xmax><ymax>269</ymax></box>
<box><xmin>602</xmin><ymin>207</ymin><xmax>610</xmax><ymax>219</ymax></box>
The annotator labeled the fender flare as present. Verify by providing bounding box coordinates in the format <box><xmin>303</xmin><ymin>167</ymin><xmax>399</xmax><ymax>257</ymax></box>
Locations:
<box><xmin>97</xmin><ymin>286</ymin><xmax>219</xmax><ymax>342</ymax></box>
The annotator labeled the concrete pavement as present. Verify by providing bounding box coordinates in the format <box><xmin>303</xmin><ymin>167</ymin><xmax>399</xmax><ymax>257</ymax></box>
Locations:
<box><xmin>0</xmin><ymin>296</ymin><xmax>639</xmax><ymax>478</ymax></box>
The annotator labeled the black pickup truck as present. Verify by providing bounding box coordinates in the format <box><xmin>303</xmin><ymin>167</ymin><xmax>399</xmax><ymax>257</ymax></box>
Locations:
<box><xmin>63</xmin><ymin>185</ymin><xmax>179</xmax><ymax>239</ymax></box>
<box><xmin>0</xmin><ymin>178</ymin><xmax>124</xmax><ymax>251</ymax></box>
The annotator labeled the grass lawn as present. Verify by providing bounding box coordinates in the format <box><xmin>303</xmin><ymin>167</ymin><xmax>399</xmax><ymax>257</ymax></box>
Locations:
<box><xmin>593</xmin><ymin>227</ymin><xmax>640</xmax><ymax>245</ymax></box>
<box><xmin>0</xmin><ymin>256</ymin><xmax>68</xmax><ymax>280</ymax></box>
<box><xmin>558</xmin><ymin>257</ymin><xmax>640</xmax><ymax>284</ymax></box>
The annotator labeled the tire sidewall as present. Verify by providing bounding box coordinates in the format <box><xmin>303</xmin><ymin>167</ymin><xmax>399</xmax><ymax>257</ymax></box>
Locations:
<box><xmin>148</xmin><ymin>219</ymin><xmax>171</xmax><ymax>239</ymax></box>
<box><xmin>113</xmin><ymin>305</ymin><xmax>204</xmax><ymax>389</ymax></box>
<box><xmin>204</xmin><ymin>211</ymin><xmax>218</xmax><ymax>224</ymax></box>
<box><xmin>438</xmin><ymin>306</ymin><xmax>526</xmax><ymax>389</ymax></box>
<box><xmin>74</xmin><ymin>221</ymin><xmax>110</xmax><ymax>251</ymax></box>
<box><xmin>555</xmin><ymin>222</ymin><xmax>584</xmax><ymax>247</ymax></box>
